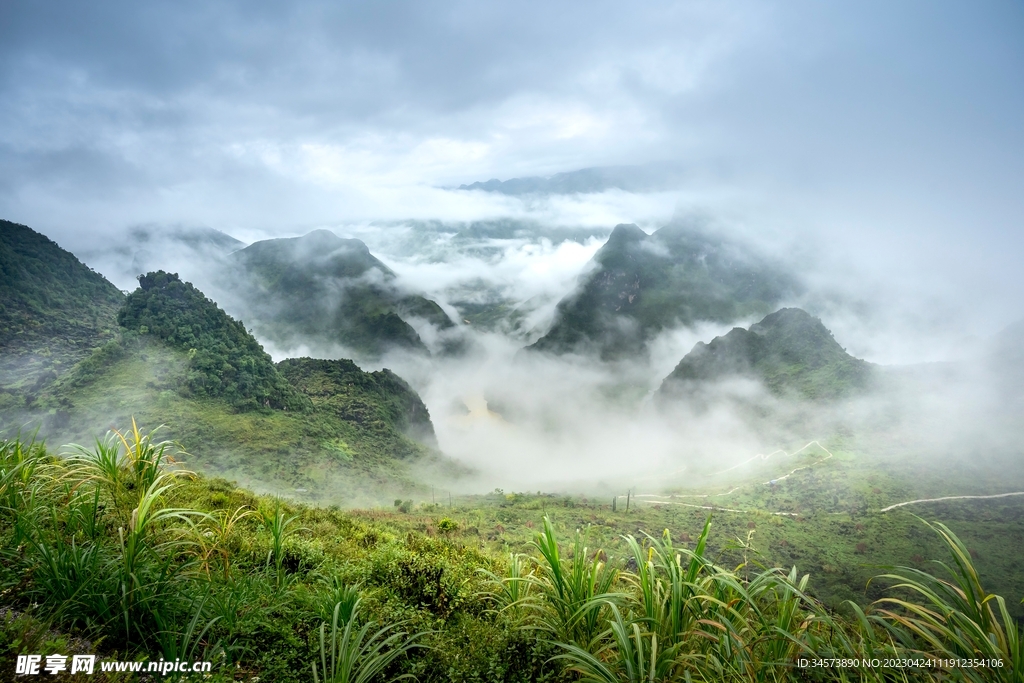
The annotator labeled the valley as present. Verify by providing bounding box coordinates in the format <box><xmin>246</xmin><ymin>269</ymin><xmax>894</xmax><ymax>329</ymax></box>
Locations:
<box><xmin>2</xmin><ymin>216</ymin><xmax>1022</xmax><ymax>681</ymax></box>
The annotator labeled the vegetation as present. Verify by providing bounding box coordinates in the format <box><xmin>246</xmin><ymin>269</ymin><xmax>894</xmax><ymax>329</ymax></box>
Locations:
<box><xmin>0</xmin><ymin>220</ymin><xmax>124</xmax><ymax>352</ymax></box>
<box><xmin>117</xmin><ymin>270</ymin><xmax>307</xmax><ymax>412</ymax></box>
<box><xmin>658</xmin><ymin>308</ymin><xmax>873</xmax><ymax>401</ymax></box>
<box><xmin>12</xmin><ymin>336</ymin><xmax>445</xmax><ymax>504</ymax></box>
<box><xmin>529</xmin><ymin>222</ymin><xmax>798</xmax><ymax>359</ymax></box>
<box><xmin>2</xmin><ymin>428</ymin><xmax>1022</xmax><ymax>681</ymax></box>
<box><xmin>0</xmin><ymin>220</ymin><xmax>124</xmax><ymax>409</ymax></box>
<box><xmin>278</xmin><ymin>357</ymin><xmax>437</xmax><ymax>448</ymax></box>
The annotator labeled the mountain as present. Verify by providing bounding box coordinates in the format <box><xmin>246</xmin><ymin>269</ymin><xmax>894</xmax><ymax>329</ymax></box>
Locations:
<box><xmin>527</xmin><ymin>222</ymin><xmax>798</xmax><ymax>359</ymax></box>
<box><xmin>457</xmin><ymin>163</ymin><xmax>687</xmax><ymax>195</ymax></box>
<box><xmin>32</xmin><ymin>273</ymin><xmax>442</xmax><ymax>500</ymax></box>
<box><xmin>657</xmin><ymin>308</ymin><xmax>873</xmax><ymax>401</ymax></box>
<box><xmin>279</xmin><ymin>357</ymin><xmax>437</xmax><ymax>453</ymax></box>
<box><xmin>117</xmin><ymin>270</ymin><xmax>307</xmax><ymax>411</ymax></box>
<box><xmin>0</xmin><ymin>219</ymin><xmax>125</xmax><ymax>406</ymax></box>
<box><xmin>221</xmin><ymin>230</ymin><xmax>456</xmax><ymax>358</ymax></box>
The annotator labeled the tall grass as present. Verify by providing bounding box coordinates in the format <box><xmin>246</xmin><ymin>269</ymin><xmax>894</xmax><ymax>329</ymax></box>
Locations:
<box><xmin>528</xmin><ymin>514</ymin><xmax>1022</xmax><ymax>683</ymax></box>
<box><xmin>4</xmin><ymin>429</ymin><xmax>1023</xmax><ymax>682</ymax></box>
<box><xmin>868</xmin><ymin>519</ymin><xmax>1023</xmax><ymax>683</ymax></box>
<box><xmin>525</xmin><ymin>516</ymin><xmax>620</xmax><ymax>650</ymax></box>
<box><xmin>312</xmin><ymin>590</ymin><xmax>425</xmax><ymax>683</ymax></box>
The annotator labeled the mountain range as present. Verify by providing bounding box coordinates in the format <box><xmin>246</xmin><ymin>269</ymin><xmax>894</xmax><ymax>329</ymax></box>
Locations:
<box><xmin>528</xmin><ymin>222</ymin><xmax>799</xmax><ymax>359</ymax></box>
<box><xmin>457</xmin><ymin>163</ymin><xmax>688</xmax><ymax>195</ymax></box>
<box><xmin>218</xmin><ymin>229</ymin><xmax>456</xmax><ymax>358</ymax></box>
<box><xmin>0</xmin><ymin>222</ymin><xmax>447</xmax><ymax>501</ymax></box>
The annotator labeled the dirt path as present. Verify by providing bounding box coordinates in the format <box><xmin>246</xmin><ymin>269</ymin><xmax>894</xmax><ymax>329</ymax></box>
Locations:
<box><xmin>628</xmin><ymin>442</ymin><xmax>1024</xmax><ymax>517</ymax></box>
<box><xmin>879</xmin><ymin>491</ymin><xmax>1024</xmax><ymax>512</ymax></box>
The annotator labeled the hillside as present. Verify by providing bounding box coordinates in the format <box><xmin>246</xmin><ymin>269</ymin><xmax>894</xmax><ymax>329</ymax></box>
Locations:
<box><xmin>279</xmin><ymin>357</ymin><xmax>437</xmax><ymax>451</ymax></box>
<box><xmin>0</xmin><ymin>258</ymin><xmax>448</xmax><ymax>500</ymax></box>
<box><xmin>658</xmin><ymin>307</ymin><xmax>873</xmax><ymax>401</ymax></box>
<box><xmin>528</xmin><ymin>222</ymin><xmax>798</xmax><ymax>358</ymax></box>
<box><xmin>0</xmin><ymin>219</ymin><xmax>125</xmax><ymax>410</ymax></box>
<box><xmin>221</xmin><ymin>230</ymin><xmax>455</xmax><ymax>358</ymax></box>
<box><xmin>117</xmin><ymin>270</ymin><xmax>306</xmax><ymax>411</ymax></box>
<box><xmin>31</xmin><ymin>342</ymin><xmax>445</xmax><ymax>501</ymax></box>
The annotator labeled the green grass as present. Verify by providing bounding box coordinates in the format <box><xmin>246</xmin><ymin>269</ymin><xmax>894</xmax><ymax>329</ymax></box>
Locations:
<box><xmin>2</xmin><ymin>428</ymin><xmax>1024</xmax><ymax>682</ymax></box>
<box><xmin>8</xmin><ymin>339</ymin><xmax>447</xmax><ymax>506</ymax></box>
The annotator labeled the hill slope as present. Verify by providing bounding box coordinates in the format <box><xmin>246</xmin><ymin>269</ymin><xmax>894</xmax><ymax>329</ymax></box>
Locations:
<box><xmin>117</xmin><ymin>270</ymin><xmax>306</xmax><ymax>411</ymax></box>
<box><xmin>221</xmin><ymin>230</ymin><xmax>455</xmax><ymax>358</ymax></box>
<box><xmin>528</xmin><ymin>222</ymin><xmax>798</xmax><ymax>358</ymax></box>
<box><xmin>658</xmin><ymin>308</ymin><xmax>873</xmax><ymax>401</ymax></box>
<box><xmin>0</xmin><ymin>219</ymin><xmax>125</xmax><ymax>406</ymax></box>
<box><xmin>0</xmin><ymin>251</ymin><xmax>448</xmax><ymax>501</ymax></box>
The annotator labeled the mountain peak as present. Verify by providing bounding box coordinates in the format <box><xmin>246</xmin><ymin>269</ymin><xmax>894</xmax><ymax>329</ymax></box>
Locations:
<box><xmin>526</xmin><ymin>222</ymin><xmax>797</xmax><ymax>359</ymax></box>
<box><xmin>606</xmin><ymin>223</ymin><xmax>647</xmax><ymax>245</ymax></box>
<box><xmin>658</xmin><ymin>307</ymin><xmax>871</xmax><ymax>401</ymax></box>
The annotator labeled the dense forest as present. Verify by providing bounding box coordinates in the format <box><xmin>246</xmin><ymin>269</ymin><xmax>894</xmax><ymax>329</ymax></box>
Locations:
<box><xmin>118</xmin><ymin>271</ymin><xmax>307</xmax><ymax>412</ymax></box>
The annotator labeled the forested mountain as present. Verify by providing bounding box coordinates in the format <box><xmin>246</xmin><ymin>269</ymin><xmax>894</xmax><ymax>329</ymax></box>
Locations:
<box><xmin>0</xmin><ymin>219</ymin><xmax>125</xmax><ymax>408</ymax></box>
<box><xmin>279</xmin><ymin>357</ymin><xmax>437</xmax><ymax>453</ymax></box>
<box><xmin>221</xmin><ymin>230</ymin><xmax>455</xmax><ymax>357</ymax></box>
<box><xmin>658</xmin><ymin>307</ymin><xmax>873</xmax><ymax>401</ymax></box>
<box><xmin>0</xmin><ymin>220</ymin><xmax>124</xmax><ymax>351</ymax></box>
<box><xmin>118</xmin><ymin>270</ymin><xmax>307</xmax><ymax>411</ymax></box>
<box><xmin>528</xmin><ymin>222</ymin><xmax>798</xmax><ymax>359</ymax></box>
<box><xmin>0</xmin><ymin>221</ymin><xmax>445</xmax><ymax>496</ymax></box>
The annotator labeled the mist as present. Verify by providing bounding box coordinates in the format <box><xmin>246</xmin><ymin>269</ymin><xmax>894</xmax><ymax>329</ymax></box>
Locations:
<box><xmin>3</xmin><ymin>0</ymin><xmax>1023</xmax><ymax>498</ymax></box>
<box><xmin>143</xmin><ymin>213</ymin><xmax>1008</xmax><ymax>497</ymax></box>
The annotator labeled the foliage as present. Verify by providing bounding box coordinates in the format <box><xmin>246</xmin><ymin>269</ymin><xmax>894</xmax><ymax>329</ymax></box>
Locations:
<box><xmin>525</xmin><ymin>517</ymin><xmax>620</xmax><ymax>649</ymax></box>
<box><xmin>117</xmin><ymin>270</ymin><xmax>307</xmax><ymax>411</ymax></box>
<box><xmin>868</xmin><ymin>519</ymin><xmax>1024</xmax><ymax>682</ymax></box>
<box><xmin>278</xmin><ymin>357</ymin><xmax>437</xmax><ymax>449</ymax></box>
<box><xmin>312</xmin><ymin>594</ymin><xmax>424</xmax><ymax>683</ymax></box>
<box><xmin>0</xmin><ymin>220</ymin><xmax>124</xmax><ymax>352</ymax></box>
<box><xmin>2</xmin><ymin>429</ymin><xmax>1023</xmax><ymax>682</ymax></box>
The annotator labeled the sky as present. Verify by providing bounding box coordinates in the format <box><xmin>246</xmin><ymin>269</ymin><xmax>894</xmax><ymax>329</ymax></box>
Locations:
<box><xmin>2</xmin><ymin>0</ymin><xmax>1023</xmax><ymax>345</ymax></box>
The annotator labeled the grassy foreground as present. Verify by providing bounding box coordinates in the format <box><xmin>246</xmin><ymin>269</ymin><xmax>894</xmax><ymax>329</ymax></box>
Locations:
<box><xmin>1</xmin><ymin>426</ymin><xmax>1022</xmax><ymax>682</ymax></box>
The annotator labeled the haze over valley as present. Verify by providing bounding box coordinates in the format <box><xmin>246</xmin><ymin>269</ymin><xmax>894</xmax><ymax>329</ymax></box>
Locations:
<box><xmin>2</xmin><ymin>3</ymin><xmax>1023</xmax><ymax>678</ymax></box>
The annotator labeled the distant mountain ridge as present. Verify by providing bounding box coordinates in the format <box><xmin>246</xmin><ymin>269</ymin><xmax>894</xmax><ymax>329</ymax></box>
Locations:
<box><xmin>658</xmin><ymin>308</ymin><xmax>873</xmax><ymax>401</ymax></box>
<box><xmin>458</xmin><ymin>163</ymin><xmax>687</xmax><ymax>196</ymax></box>
<box><xmin>528</xmin><ymin>222</ymin><xmax>799</xmax><ymax>359</ymax></box>
<box><xmin>129</xmin><ymin>225</ymin><xmax>244</xmax><ymax>276</ymax></box>
<box><xmin>221</xmin><ymin>230</ymin><xmax>456</xmax><ymax>358</ymax></box>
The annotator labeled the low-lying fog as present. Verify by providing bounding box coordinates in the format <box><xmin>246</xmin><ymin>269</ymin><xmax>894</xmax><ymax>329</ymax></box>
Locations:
<box><xmin>74</xmin><ymin>192</ymin><xmax>1024</xmax><ymax>495</ymax></box>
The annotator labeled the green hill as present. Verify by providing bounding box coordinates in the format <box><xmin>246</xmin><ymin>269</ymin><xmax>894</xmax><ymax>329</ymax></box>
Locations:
<box><xmin>117</xmin><ymin>270</ymin><xmax>306</xmax><ymax>412</ymax></box>
<box><xmin>278</xmin><ymin>357</ymin><xmax>437</xmax><ymax>451</ymax></box>
<box><xmin>0</xmin><ymin>219</ymin><xmax>125</xmax><ymax>408</ymax></box>
<box><xmin>222</xmin><ymin>230</ymin><xmax>455</xmax><ymax>358</ymax></box>
<box><xmin>527</xmin><ymin>222</ymin><xmax>798</xmax><ymax>359</ymax></box>
<box><xmin>42</xmin><ymin>271</ymin><xmax>446</xmax><ymax>499</ymax></box>
<box><xmin>658</xmin><ymin>307</ymin><xmax>873</xmax><ymax>401</ymax></box>
<box><xmin>0</xmin><ymin>224</ymin><xmax>448</xmax><ymax>499</ymax></box>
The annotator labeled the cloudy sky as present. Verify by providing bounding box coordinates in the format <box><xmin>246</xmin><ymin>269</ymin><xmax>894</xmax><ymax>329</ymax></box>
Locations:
<box><xmin>2</xmin><ymin>0</ymin><xmax>1023</xmax><ymax>339</ymax></box>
